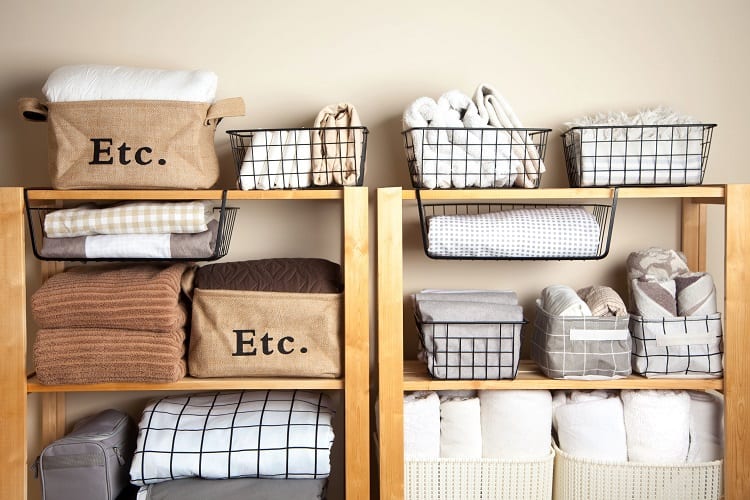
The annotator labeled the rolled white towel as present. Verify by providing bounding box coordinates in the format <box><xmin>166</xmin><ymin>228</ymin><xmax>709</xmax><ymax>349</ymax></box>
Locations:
<box><xmin>621</xmin><ymin>389</ymin><xmax>691</xmax><ymax>463</ymax></box>
<box><xmin>479</xmin><ymin>390</ymin><xmax>551</xmax><ymax>459</ymax></box>
<box><xmin>541</xmin><ymin>285</ymin><xmax>592</xmax><ymax>316</ymax></box>
<box><xmin>281</xmin><ymin>129</ymin><xmax>313</xmax><ymax>189</ymax></box>
<box><xmin>554</xmin><ymin>390</ymin><xmax>628</xmax><ymax>461</ymax></box>
<box><xmin>687</xmin><ymin>390</ymin><xmax>724</xmax><ymax>462</ymax></box>
<box><xmin>403</xmin><ymin>392</ymin><xmax>441</xmax><ymax>459</ymax></box>
<box><xmin>403</xmin><ymin>96</ymin><xmax>439</xmax><ymax>129</ymax></box>
<box><xmin>440</xmin><ymin>397</ymin><xmax>482</xmax><ymax>458</ymax></box>
<box><xmin>43</xmin><ymin>64</ymin><xmax>218</xmax><ymax>103</ymax></box>
<box><xmin>240</xmin><ymin>130</ymin><xmax>285</xmax><ymax>190</ymax></box>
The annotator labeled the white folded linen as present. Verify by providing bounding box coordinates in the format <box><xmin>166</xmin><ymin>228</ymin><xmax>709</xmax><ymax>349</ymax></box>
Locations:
<box><xmin>415</xmin><ymin>289</ymin><xmax>518</xmax><ymax>306</ymax></box>
<box><xmin>239</xmin><ymin>130</ymin><xmax>313</xmax><ymax>190</ymax></box>
<box><xmin>403</xmin><ymin>392</ymin><xmax>441</xmax><ymax>459</ymax></box>
<box><xmin>427</xmin><ymin>206</ymin><xmax>601</xmax><ymax>259</ymax></box>
<box><xmin>43</xmin><ymin>64</ymin><xmax>218</xmax><ymax>103</ymax></box>
<box><xmin>687</xmin><ymin>391</ymin><xmax>724</xmax><ymax>462</ymax></box>
<box><xmin>553</xmin><ymin>390</ymin><xmax>628</xmax><ymax>461</ymax></box>
<box><xmin>440</xmin><ymin>397</ymin><xmax>482</xmax><ymax>458</ymax></box>
<box><xmin>479</xmin><ymin>390</ymin><xmax>552</xmax><ymax>459</ymax></box>
<box><xmin>621</xmin><ymin>389</ymin><xmax>690</xmax><ymax>463</ymax></box>
<box><xmin>540</xmin><ymin>285</ymin><xmax>592</xmax><ymax>316</ymax></box>
<box><xmin>130</xmin><ymin>390</ymin><xmax>335</xmax><ymax>485</ymax></box>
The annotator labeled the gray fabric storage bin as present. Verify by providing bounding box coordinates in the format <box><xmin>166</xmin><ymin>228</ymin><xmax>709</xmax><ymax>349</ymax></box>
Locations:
<box><xmin>629</xmin><ymin>313</ymin><xmax>723</xmax><ymax>378</ymax></box>
<box><xmin>531</xmin><ymin>301</ymin><xmax>631</xmax><ymax>379</ymax></box>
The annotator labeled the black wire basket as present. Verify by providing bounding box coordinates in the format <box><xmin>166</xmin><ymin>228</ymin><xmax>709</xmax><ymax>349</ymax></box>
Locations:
<box><xmin>416</xmin><ymin>188</ymin><xmax>619</xmax><ymax>261</ymax></box>
<box><xmin>562</xmin><ymin>124</ymin><xmax>716</xmax><ymax>187</ymax></box>
<box><xmin>227</xmin><ymin>127</ymin><xmax>368</xmax><ymax>190</ymax></box>
<box><xmin>402</xmin><ymin>127</ymin><xmax>550</xmax><ymax>189</ymax></box>
<box><xmin>24</xmin><ymin>189</ymin><xmax>237</xmax><ymax>262</ymax></box>
<box><xmin>416</xmin><ymin>316</ymin><xmax>525</xmax><ymax>380</ymax></box>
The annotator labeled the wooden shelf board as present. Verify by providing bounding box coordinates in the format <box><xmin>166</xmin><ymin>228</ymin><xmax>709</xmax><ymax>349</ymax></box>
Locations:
<box><xmin>27</xmin><ymin>375</ymin><xmax>344</xmax><ymax>393</ymax></box>
<box><xmin>403</xmin><ymin>360</ymin><xmax>724</xmax><ymax>391</ymax></box>
<box><xmin>401</xmin><ymin>185</ymin><xmax>726</xmax><ymax>201</ymax></box>
<box><xmin>24</xmin><ymin>188</ymin><xmax>344</xmax><ymax>201</ymax></box>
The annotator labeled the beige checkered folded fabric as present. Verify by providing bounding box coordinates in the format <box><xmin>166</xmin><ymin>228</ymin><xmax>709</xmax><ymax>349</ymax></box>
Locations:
<box><xmin>44</xmin><ymin>201</ymin><xmax>214</xmax><ymax>237</ymax></box>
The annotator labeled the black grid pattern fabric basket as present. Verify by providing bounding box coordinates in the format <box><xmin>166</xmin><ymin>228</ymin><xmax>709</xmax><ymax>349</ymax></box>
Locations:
<box><xmin>24</xmin><ymin>190</ymin><xmax>237</xmax><ymax>262</ymax></box>
<box><xmin>416</xmin><ymin>317</ymin><xmax>524</xmax><ymax>380</ymax></box>
<box><xmin>228</xmin><ymin>127</ymin><xmax>368</xmax><ymax>189</ymax></box>
<box><xmin>531</xmin><ymin>301</ymin><xmax>631</xmax><ymax>379</ymax></box>
<box><xmin>130</xmin><ymin>390</ymin><xmax>335</xmax><ymax>485</ymax></box>
<box><xmin>403</xmin><ymin>127</ymin><xmax>550</xmax><ymax>189</ymax></box>
<box><xmin>629</xmin><ymin>313</ymin><xmax>723</xmax><ymax>378</ymax></box>
<box><xmin>416</xmin><ymin>189</ymin><xmax>618</xmax><ymax>261</ymax></box>
<box><xmin>562</xmin><ymin>124</ymin><xmax>716</xmax><ymax>187</ymax></box>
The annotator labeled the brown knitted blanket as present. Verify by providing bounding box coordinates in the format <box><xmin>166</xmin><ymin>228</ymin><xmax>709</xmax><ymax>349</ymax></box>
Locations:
<box><xmin>33</xmin><ymin>327</ymin><xmax>186</xmax><ymax>385</ymax></box>
<box><xmin>31</xmin><ymin>263</ymin><xmax>189</xmax><ymax>332</ymax></box>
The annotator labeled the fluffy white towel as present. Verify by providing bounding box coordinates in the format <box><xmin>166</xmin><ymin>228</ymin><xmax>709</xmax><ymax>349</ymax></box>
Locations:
<box><xmin>554</xmin><ymin>391</ymin><xmax>628</xmax><ymax>461</ymax></box>
<box><xmin>415</xmin><ymin>289</ymin><xmax>518</xmax><ymax>306</ymax></box>
<box><xmin>687</xmin><ymin>391</ymin><xmax>724</xmax><ymax>462</ymax></box>
<box><xmin>43</xmin><ymin>64</ymin><xmax>218</xmax><ymax>103</ymax></box>
<box><xmin>239</xmin><ymin>130</ymin><xmax>313</xmax><ymax>190</ymax></box>
<box><xmin>440</xmin><ymin>397</ymin><xmax>482</xmax><ymax>458</ymax></box>
<box><xmin>621</xmin><ymin>389</ymin><xmax>690</xmax><ymax>463</ymax></box>
<box><xmin>541</xmin><ymin>285</ymin><xmax>592</xmax><ymax>316</ymax></box>
<box><xmin>479</xmin><ymin>390</ymin><xmax>552</xmax><ymax>459</ymax></box>
<box><xmin>403</xmin><ymin>392</ymin><xmax>441</xmax><ymax>459</ymax></box>
<box><xmin>282</xmin><ymin>130</ymin><xmax>313</xmax><ymax>189</ymax></box>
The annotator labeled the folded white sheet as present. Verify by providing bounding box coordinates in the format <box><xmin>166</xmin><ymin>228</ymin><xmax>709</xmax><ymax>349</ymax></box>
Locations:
<box><xmin>687</xmin><ymin>391</ymin><xmax>724</xmax><ymax>462</ymax></box>
<box><xmin>440</xmin><ymin>397</ymin><xmax>482</xmax><ymax>458</ymax></box>
<box><xmin>554</xmin><ymin>390</ymin><xmax>628</xmax><ymax>461</ymax></box>
<box><xmin>239</xmin><ymin>130</ymin><xmax>312</xmax><ymax>190</ymax></box>
<box><xmin>479</xmin><ymin>390</ymin><xmax>551</xmax><ymax>459</ymax></box>
<box><xmin>403</xmin><ymin>392</ymin><xmax>441</xmax><ymax>459</ymax></box>
<box><xmin>621</xmin><ymin>389</ymin><xmax>690</xmax><ymax>463</ymax></box>
<box><xmin>43</xmin><ymin>64</ymin><xmax>218</xmax><ymax>103</ymax></box>
<box><xmin>415</xmin><ymin>289</ymin><xmax>519</xmax><ymax>306</ymax></box>
<box><xmin>540</xmin><ymin>285</ymin><xmax>593</xmax><ymax>316</ymax></box>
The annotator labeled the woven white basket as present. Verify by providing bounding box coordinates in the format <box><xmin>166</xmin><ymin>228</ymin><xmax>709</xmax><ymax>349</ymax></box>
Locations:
<box><xmin>405</xmin><ymin>448</ymin><xmax>554</xmax><ymax>500</ymax></box>
<box><xmin>552</xmin><ymin>443</ymin><xmax>723</xmax><ymax>500</ymax></box>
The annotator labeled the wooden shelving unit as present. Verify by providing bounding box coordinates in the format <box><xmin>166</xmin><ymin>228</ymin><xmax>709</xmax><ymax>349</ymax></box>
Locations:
<box><xmin>376</xmin><ymin>185</ymin><xmax>750</xmax><ymax>500</ymax></box>
<box><xmin>0</xmin><ymin>186</ymin><xmax>370</xmax><ymax>500</ymax></box>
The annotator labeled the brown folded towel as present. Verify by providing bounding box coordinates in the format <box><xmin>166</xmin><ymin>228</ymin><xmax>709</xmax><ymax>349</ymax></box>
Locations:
<box><xmin>31</xmin><ymin>263</ymin><xmax>188</xmax><ymax>332</ymax></box>
<box><xmin>194</xmin><ymin>258</ymin><xmax>342</xmax><ymax>293</ymax></box>
<box><xmin>33</xmin><ymin>328</ymin><xmax>186</xmax><ymax>385</ymax></box>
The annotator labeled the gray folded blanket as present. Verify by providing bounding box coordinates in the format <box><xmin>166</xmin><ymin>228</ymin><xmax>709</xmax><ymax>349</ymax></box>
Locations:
<box><xmin>138</xmin><ymin>477</ymin><xmax>327</xmax><ymax>500</ymax></box>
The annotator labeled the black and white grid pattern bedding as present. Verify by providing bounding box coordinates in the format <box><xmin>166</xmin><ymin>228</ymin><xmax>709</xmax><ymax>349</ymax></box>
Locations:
<box><xmin>426</xmin><ymin>206</ymin><xmax>600</xmax><ymax>258</ymax></box>
<box><xmin>130</xmin><ymin>390</ymin><xmax>335</xmax><ymax>485</ymax></box>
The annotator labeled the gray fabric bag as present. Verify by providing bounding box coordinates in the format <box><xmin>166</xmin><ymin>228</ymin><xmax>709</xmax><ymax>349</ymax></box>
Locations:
<box><xmin>35</xmin><ymin>409</ymin><xmax>136</xmax><ymax>500</ymax></box>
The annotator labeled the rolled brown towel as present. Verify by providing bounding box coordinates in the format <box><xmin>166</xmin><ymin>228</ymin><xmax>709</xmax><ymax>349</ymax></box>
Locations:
<box><xmin>31</xmin><ymin>263</ymin><xmax>189</xmax><ymax>332</ymax></box>
<box><xmin>33</xmin><ymin>327</ymin><xmax>186</xmax><ymax>385</ymax></box>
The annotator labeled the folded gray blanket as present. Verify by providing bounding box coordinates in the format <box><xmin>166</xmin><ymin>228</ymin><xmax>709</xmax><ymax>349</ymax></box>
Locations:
<box><xmin>415</xmin><ymin>290</ymin><xmax>518</xmax><ymax>305</ymax></box>
<box><xmin>138</xmin><ymin>477</ymin><xmax>327</xmax><ymax>500</ymax></box>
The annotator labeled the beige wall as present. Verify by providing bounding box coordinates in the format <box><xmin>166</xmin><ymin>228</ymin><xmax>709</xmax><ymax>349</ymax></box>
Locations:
<box><xmin>2</xmin><ymin>0</ymin><xmax>749</xmax><ymax>498</ymax></box>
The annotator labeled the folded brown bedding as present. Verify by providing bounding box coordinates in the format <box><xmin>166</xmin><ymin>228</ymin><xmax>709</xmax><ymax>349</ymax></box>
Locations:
<box><xmin>194</xmin><ymin>258</ymin><xmax>342</xmax><ymax>293</ymax></box>
<box><xmin>31</xmin><ymin>263</ymin><xmax>189</xmax><ymax>332</ymax></box>
<box><xmin>33</xmin><ymin>327</ymin><xmax>186</xmax><ymax>385</ymax></box>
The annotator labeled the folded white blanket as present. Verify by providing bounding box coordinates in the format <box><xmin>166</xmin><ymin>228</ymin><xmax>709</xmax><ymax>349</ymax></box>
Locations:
<box><xmin>479</xmin><ymin>390</ymin><xmax>551</xmax><ymax>459</ymax></box>
<box><xmin>43</xmin><ymin>64</ymin><xmax>218</xmax><ymax>103</ymax></box>
<box><xmin>541</xmin><ymin>285</ymin><xmax>592</xmax><ymax>316</ymax></box>
<box><xmin>554</xmin><ymin>390</ymin><xmax>628</xmax><ymax>461</ymax></box>
<box><xmin>687</xmin><ymin>391</ymin><xmax>724</xmax><ymax>462</ymax></box>
<box><xmin>440</xmin><ymin>397</ymin><xmax>482</xmax><ymax>458</ymax></box>
<box><xmin>621</xmin><ymin>389</ymin><xmax>690</xmax><ymax>463</ymax></box>
<box><xmin>239</xmin><ymin>130</ymin><xmax>313</xmax><ymax>190</ymax></box>
<box><xmin>130</xmin><ymin>390</ymin><xmax>335</xmax><ymax>485</ymax></box>
<box><xmin>403</xmin><ymin>392</ymin><xmax>441</xmax><ymax>459</ymax></box>
<box><xmin>45</xmin><ymin>201</ymin><xmax>215</xmax><ymax>237</ymax></box>
<box><xmin>427</xmin><ymin>206</ymin><xmax>600</xmax><ymax>259</ymax></box>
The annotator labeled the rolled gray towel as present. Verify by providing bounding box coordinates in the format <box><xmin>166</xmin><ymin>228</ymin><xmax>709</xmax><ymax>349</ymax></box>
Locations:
<box><xmin>675</xmin><ymin>272</ymin><xmax>717</xmax><ymax>316</ymax></box>
<box><xmin>631</xmin><ymin>278</ymin><xmax>677</xmax><ymax>317</ymax></box>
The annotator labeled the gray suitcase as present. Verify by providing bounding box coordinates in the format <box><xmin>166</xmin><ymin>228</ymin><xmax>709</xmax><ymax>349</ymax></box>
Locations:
<box><xmin>34</xmin><ymin>409</ymin><xmax>136</xmax><ymax>500</ymax></box>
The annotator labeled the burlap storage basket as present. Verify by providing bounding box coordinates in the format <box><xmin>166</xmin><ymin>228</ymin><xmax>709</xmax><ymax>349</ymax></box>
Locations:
<box><xmin>18</xmin><ymin>97</ymin><xmax>244</xmax><ymax>189</ymax></box>
<box><xmin>189</xmin><ymin>288</ymin><xmax>342</xmax><ymax>378</ymax></box>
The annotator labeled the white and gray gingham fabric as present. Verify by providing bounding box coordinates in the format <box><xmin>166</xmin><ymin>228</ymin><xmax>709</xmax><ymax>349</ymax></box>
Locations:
<box><xmin>44</xmin><ymin>201</ymin><xmax>214</xmax><ymax>237</ymax></box>
<box><xmin>426</xmin><ymin>206</ymin><xmax>600</xmax><ymax>258</ymax></box>
<box><xmin>630</xmin><ymin>313</ymin><xmax>723</xmax><ymax>378</ymax></box>
<box><xmin>130</xmin><ymin>390</ymin><xmax>335</xmax><ymax>485</ymax></box>
<box><xmin>531</xmin><ymin>302</ymin><xmax>631</xmax><ymax>379</ymax></box>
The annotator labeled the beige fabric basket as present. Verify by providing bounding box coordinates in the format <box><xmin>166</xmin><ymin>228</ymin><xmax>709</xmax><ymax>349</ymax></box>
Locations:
<box><xmin>552</xmin><ymin>443</ymin><xmax>723</xmax><ymax>500</ymax></box>
<box><xmin>404</xmin><ymin>448</ymin><xmax>554</xmax><ymax>500</ymax></box>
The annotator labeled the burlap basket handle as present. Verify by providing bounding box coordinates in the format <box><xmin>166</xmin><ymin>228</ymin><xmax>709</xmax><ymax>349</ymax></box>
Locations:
<box><xmin>205</xmin><ymin>97</ymin><xmax>245</xmax><ymax>126</ymax></box>
<box><xmin>18</xmin><ymin>97</ymin><xmax>48</xmax><ymax>122</ymax></box>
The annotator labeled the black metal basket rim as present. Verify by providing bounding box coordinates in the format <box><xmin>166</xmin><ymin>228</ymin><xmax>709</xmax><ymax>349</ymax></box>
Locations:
<box><xmin>403</xmin><ymin>127</ymin><xmax>551</xmax><ymax>133</ymax></box>
<box><xmin>227</xmin><ymin>126</ymin><xmax>369</xmax><ymax>134</ymax></box>
<box><xmin>562</xmin><ymin>123</ymin><xmax>716</xmax><ymax>134</ymax></box>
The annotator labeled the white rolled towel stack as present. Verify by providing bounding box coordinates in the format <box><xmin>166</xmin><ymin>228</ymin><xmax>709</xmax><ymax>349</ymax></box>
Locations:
<box><xmin>479</xmin><ymin>390</ymin><xmax>552</xmax><ymax>459</ymax></box>
<box><xmin>621</xmin><ymin>389</ymin><xmax>691</xmax><ymax>463</ymax></box>
<box><xmin>403</xmin><ymin>391</ymin><xmax>441</xmax><ymax>459</ymax></box>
